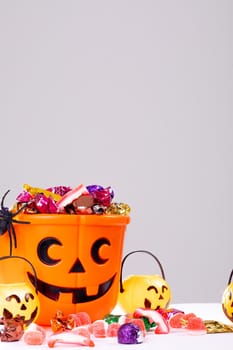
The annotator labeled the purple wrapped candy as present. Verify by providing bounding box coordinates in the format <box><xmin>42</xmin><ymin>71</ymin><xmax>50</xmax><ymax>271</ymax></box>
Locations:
<box><xmin>91</xmin><ymin>187</ymin><xmax>114</xmax><ymax>207</ymax></box>
<box><xmin>117</xmin><ymin>323</ymin><xmax>143</xmax><ymax>344</ymax></box>
<box><xmin>86</xmin><ymin>185</ymin><xmax>104</xmax><ymax>194</ymax></box>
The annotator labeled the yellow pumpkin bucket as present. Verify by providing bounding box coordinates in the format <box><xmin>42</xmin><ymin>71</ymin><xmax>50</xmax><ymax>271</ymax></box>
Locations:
<box><xmin>222</xmin><ymin>269</ymin><xmax>233</xmax><ymax>322</ymax></box>
<box><xmin>118</xmin><ymin>250</ymin><xmax>172</xmax><ymax>313</ymax></box>
<box><xmin>0</xmin><ymin>255</ymin><xmax>40</xmax><ymax>327</ymax></box>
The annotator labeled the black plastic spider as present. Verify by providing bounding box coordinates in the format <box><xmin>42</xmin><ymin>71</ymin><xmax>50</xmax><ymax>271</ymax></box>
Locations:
<box><xmin>0</xmin><ymin>190</ymin><xmax>30</xmax><ymax>255</ymax></box>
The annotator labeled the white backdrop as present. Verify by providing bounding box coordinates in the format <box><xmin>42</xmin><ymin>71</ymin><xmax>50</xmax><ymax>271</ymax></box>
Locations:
<box><xmin>0</xmin><ymin>0</ymin><xmax>232</xmax><ymax>304</ymax></box>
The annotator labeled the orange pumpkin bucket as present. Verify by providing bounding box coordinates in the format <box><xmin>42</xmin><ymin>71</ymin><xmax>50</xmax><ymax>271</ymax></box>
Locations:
<box><xmin>0</xmin><ymin>214</ymin><xmax>130</xmax><ymax>325</ymax></box>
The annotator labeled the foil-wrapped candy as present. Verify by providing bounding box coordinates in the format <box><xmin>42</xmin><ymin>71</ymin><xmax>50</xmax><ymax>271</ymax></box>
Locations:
<box><xmin>105</xmin><ymin>203</ymin><xmax>131</xmax><ymax>216</ymax></box>
<box><xmin>0</xmin><ymin>309</ymin><xmax>24</xmax><ymax>342</ymax></box>
<box><xmin>117</xmin><ymin>323</ymin><xmax>144</xmax><ymax>344</ymax></box>
<box><xmin>50</xmin><ymin>310</ymin><xmax>76</xmax><ymax>333</ymax></box>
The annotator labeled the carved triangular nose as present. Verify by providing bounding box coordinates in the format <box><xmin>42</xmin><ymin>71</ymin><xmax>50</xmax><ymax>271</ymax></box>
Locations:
<box><xmin>69</xmin><ymin>258</ymin><xmax>85</xmax><ymax>273</ymax></box>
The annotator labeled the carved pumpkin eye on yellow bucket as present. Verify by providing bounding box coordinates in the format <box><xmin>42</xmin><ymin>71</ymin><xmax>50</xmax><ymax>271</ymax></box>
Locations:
<box><xmin>222</xmin><ymin>269</ymin><xmax>233</xmax><ymax>322</ymax></box>
<box><xmin>0</xmin><ymin>256</ymin><xmax>40</xmax><ymax>327</ymax></box>
<box><xmin>118</xmin><ymin>250</ymin><xmax>172</xmax><ymax>314</ymax></box>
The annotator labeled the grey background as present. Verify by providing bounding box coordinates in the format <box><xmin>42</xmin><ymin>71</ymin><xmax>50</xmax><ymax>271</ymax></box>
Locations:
<box><xmin>0</xmin><ymin>0</ymin><xmax>232</xmax><ymax>304</ymax></box>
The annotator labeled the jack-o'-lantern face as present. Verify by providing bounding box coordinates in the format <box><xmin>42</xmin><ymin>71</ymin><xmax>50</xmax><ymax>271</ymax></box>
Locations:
<box><xmin>27</xmin><ymin>236</ymin><xmax>116</xmax><ymax>304</ymax></box>
<box><xmin>118</xmin><ymin>274</ymin><xmax>172</xmax><ymax>314</ymax></box>
<box><xmin>222</xmin><ymin>282</ymin><xmax>233</xmax><ymax>321</ymax></box>
<box><xmin>7</xmin><ymin>214</ymin><xmax>130</xmax><ymax>325</ymax></box>
<box><xmin>0</xmin><ymin>282</ymin><xmax>40</xmax><ymax>327</ymax></box>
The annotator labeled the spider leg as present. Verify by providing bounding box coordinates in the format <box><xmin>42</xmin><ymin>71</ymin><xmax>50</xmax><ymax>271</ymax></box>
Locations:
<box><xmin>7</xmin><ymin>224</ymin><xmax>13</xmax><ymax>256</ymax></box>
<box><xmin>12</xmin><ymin>201</ymin><xmax>31</xmax><ymax>217</ymax></box>
<box><xmin>1</xmin><ymin>190</ymin><xmax>10</xmax><ymax>211</ymax></box>
<box><xmin>10</xmin><ymin>223</ymin><xmax>17</xmax><ymax>250</ymax></box>
<box><xmin>12</xmin><ymin>219</ymin><xmax>31</xmax><ymax>225</ymax></box>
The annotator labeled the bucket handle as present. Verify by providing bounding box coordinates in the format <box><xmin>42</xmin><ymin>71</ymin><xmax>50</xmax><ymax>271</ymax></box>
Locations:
<box><xmin>228</xmin><ymin>269</ymin><xmax>233</xmax><ymax>285</ymax></box>
<box><xmin>119</xmin><ymin>249</ymin><xmax>166</xmax><ymax>293</ymax></box>
<box><xmin>0</xmin><ymin>255</ymin><xmax>38</xmax><ymax>293</ymax></box>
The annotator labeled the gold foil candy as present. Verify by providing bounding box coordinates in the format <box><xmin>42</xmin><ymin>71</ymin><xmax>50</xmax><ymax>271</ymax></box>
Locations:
<box><xmin>204</xmin><ymin>320</ymin><xmax>233</xmax><ymax>334</ymax></box>
<box><xmin>50</xmin><ymin>310</ymin><xmax>75</xmax><ymax>333</ymax></box>
<box><xmin>105</xmin><ymin>203</ymin><xmax>131</xmax><ymax>216</ymax></box>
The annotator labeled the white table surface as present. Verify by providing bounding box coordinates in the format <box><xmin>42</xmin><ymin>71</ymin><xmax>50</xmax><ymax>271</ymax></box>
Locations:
<box><xmin>1</xmin><ymin>303</ymin><xmax>232</xmax><ymax>349</ymax></box>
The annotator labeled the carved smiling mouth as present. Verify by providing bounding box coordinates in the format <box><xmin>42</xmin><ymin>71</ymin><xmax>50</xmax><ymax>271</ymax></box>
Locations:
<box><xmin>27</xmin><ymin>272</ymin><xmax>115</xmax><ymax>303</ymax></box>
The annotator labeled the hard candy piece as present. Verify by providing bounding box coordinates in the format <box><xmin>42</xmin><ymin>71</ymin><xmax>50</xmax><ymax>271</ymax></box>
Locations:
<box><xmin>117</xmin><ymin>323</ymin><xmax>144</xmax><ymax>344</ymax></box>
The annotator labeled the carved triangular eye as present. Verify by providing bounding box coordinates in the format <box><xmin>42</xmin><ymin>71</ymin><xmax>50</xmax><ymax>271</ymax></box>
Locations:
<box><xmin>69</xmin><ymin>258</ymin><xmax>85</xmax><ymax>273</ymax></box>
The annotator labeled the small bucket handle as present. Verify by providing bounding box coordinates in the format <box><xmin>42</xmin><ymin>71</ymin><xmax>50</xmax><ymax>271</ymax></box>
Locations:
<box><xmin>228</xmin><ymin>269</ymin><xmax>233</xmax><ymax>285</ymax></box>
<box><xmin>120</xmin><ymin>249</ymin><xmax>166</xmax><ymax>293</ymax></box>
<box><xmin>0</xmin><ymin>255</ymin><xmax>38</xmax><ymax>293</ymax></box>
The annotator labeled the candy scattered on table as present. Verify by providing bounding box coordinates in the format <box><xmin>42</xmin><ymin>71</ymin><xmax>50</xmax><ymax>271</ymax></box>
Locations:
<box><xmin>89</xmin><ymin>320</ymin><xmax>107</xmax><ymax>338</ymax></box>
<box><xmin>204</xmin><ymin>320</ymin><xmax>233</xmax><ymax>334</ymax></box>
<box><xmin>23</xmin><ymin>323</ymin><xmax>46</xmax><ymax>345</ymax></box>
<box><xmin>133</xmin><ymin>307</ymin><xmax>170</xmax><ymax>334</ymax></box>
<box><xmin>117</xmin><ymin>323</ymin><xmax>144</xmax><ymax>344</ymax></box>
<box><xmin>50</xmin><ymin>310</ymin><xmax>91</xmax><ymax>333</ymax></box>
<box><xmin>169</xmin><ymin>312</ymin><xmax>207</xmax><ymax>334</ymax></box>
<box><xmin>2</xmin><ymin>304</ymin><xmax>230</xmax><ymax>346</ymax></box>
<box><xmin>48</xmin><ymin>331</ymin><xmax>95</xmax><ymax>348</ymax></box>
<box><xmin>14</xmin><ymin>183</ymin><xmax>130</xmax><ymax>216</ymax></box>
<box><xmin>0</xmin><ymin>309</ymin><xmax>24</xmax><ymax>342</ymax></box>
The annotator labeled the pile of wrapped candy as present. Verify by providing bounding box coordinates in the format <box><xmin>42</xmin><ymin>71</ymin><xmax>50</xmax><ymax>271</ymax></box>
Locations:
<box><xmin>14</xmin><ymin>184</ymin><xmax>130</xmax><ymax>216</ymax></box>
